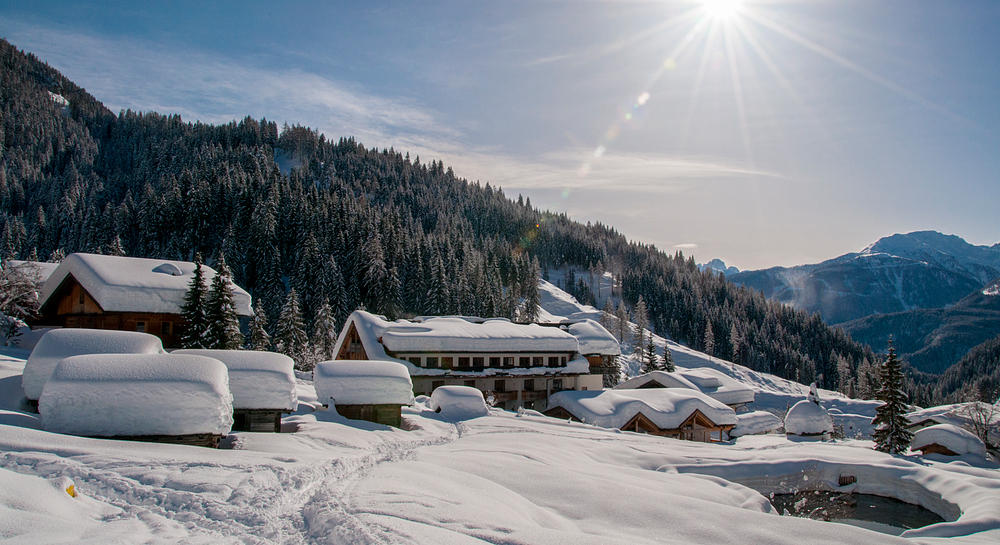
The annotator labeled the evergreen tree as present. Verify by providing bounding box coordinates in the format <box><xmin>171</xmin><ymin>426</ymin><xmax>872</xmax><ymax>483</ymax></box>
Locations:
<box><xmin>246</xmin><ymin>301</ymin><xmax>271</xmax><ymax>350</ymax></box>
<box><xmin>312</xmin><ymin>297</ymin><xmax>338</xmax><ymax>362</ymax></box>
<box><xmin>871</xmin><ymin>341</ymin><xmax>913</xmax><ymax>454</ymax></box>
<box><xmin>179</xmin><ymin>253</ymin><xmax>209</xmax><ymax>348</ymax></box>
<box><xmin>521</xmin><ymin>256</ymin><xmax>541</xmax><ymax>323</ymax></box>
<box><xmin>615</xmin><ymin>301</ymin><xmax>630</xmax><ymax>343</ymax></box>
<box><xmin>663</xmin><ymin>345</ymin><xmax>675</xmax><ymax>372</ymax></box>
<box><xmin>632</xmin><ymin>296</ymin><xmax>649</xmax><ymax>362</ymax></box>
<box><xmin>703</xmin><ymin>318</ymin><xmax>715</xmax><ymax>358</ymax></box>
<box><xmin>600</xmin><ymin>297</ymin><xmax>616</xmax><ymax>334</ymax></box>
<box><xmin>276</xmin><ymin>289</ymin><xmax>311</xmax><ymax>370</ymax></box>
<box><xmin>205</xmin><ymin>255</ymin><xmax>242</xmax><ymax>350</ymax></box>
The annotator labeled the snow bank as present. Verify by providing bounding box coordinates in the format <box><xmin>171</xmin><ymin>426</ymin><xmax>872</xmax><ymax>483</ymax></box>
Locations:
<box><xmin>428</xmin><ymin>385</ymin><xmax>490</xmax><ymax>421</ymax></box>
<box><xmin>39</xmin><ymin>253</ymin><xmax>251</xmax><ymax>316</ymax></box>
<box><xmin>23</xmin><ymin>328</ymin><xmax>166</xmax><ymax>400</ymax></box>
<box><xmin>912</xmin><ymin>424</ymin><xmax>987</xmax><ymax>457</ymax></box>
<box><xmin>173</xmin><ymin>349</ymin><xmax>297</xmax><ymax>410</ymax></box>
<box><xmin>314</xmin><ymin>360</ymin><xmax>414</xmax><ymax>406</ymax></box>
<box><xmin>567</xmin><ymin>319</ymin><xmax>620</xmax><ymax>355</ymax></box>
<box><xmin>784</xmin><ymin>399</ymin><xmax>833</xmax><ymax>436</ymax></box>
<box><xmin>39</xmin><ymin>354</ymin><xmax>233</xmax><ymax>437</ymax></box>
<box><xmin>548</xmin><ymin>388</ymin><xmax>736</xmax><ymax>430</ymax></box>
<box><xmin>731</xmin><ymin>411</ymin><xmax>782</xmax><ymax>437</ymax></box>
<box><xmin>615</xmin><ymin>368</ymin><xmax>754</xmax><ymax>407</ymax></box>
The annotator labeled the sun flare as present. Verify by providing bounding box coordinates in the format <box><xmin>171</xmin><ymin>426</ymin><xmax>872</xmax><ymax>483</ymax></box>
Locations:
<box><xmin>703</xmin><ymin>0</ymin><xmax>743</xmax><ymax>19</ymax></box>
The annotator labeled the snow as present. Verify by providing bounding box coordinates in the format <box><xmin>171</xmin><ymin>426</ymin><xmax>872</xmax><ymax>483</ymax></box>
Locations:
<box><xmin>313</xmin><ymin>360</ymin><xmax>414</xmax><ymax>406</ymax></box>
<box><xmin>616</xmin><ymin>368</ymin><xmax>755</xmax><ymax>407</ymax></box>
<box><xmin>427</xmin><ymin>385</ymin><xmax>491</xmax><ymax>420</ymax></box>
<box><xmin>912</xmin><ymin>424</ymin><xmax>987</xmax><ymax>457</ymax></box>
<box><xmin>566</xmin><ymin>319</ymin><xmax>620</xmax><ymax>355</ymax></box>
<box><xmin>39</xmin><ymin>353</ymin><xmax>233</xmax><ymax>437</ymax></box>
<box><xmin>173</xmin><ymin>349</ymin><xmax>297</xmax><ymax>411</ymax></box>
<box><xmin>7</xmin><ymin>259</ymin><xmax>60</xmax><ymax>283</ymax></box>
<box><xmin>22</xmin><ymin>328</ymin><xmax>166</xmax><ymax>400</ymax></box>
<box><xmin>731</xmin><ymin>410</ymin><xmax>782</xmax><ymax>437</ymax></box>
<box><xmin>548</xmin><ymin>388</ymin><xmax>737</xmax><ymax>430</ymax></box>
<box><xmin>38</xmin><ymin>253</ymin><xmax>252</xmax><ymax>316</ymax></box>
<box><xmin>784</xmin><ymin>399</ymin><xmax>834</xmax><ymax>436</ymax></box>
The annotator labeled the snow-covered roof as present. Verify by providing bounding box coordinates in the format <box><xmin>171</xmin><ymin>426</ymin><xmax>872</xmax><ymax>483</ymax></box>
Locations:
<box><xmin>429</xmin><ymin>385</ymin><xmax>490</xmax><ymax>421</ymax></box>
<box><xmin>23</xmin><ymin>328</ymin><xmax>166</xmax><ymax>400</ymax></box>
<box><xmin>334</xmin><ymin>310</ymin><xmax>591</xmax><ymax>377</ymax></box>
<box><xmin>547</xmin><ymin>388</ymin><xmax>736</xmax><ymax>431</ymax></box>
<box><xmin>730</xmin><ymin>411</ymin><xmax>782</xmax><ymax>437</ymax></box>
<box><xmin>314</xmin><ymin>360</ymin><xmax>414</xmax><ymax>406</ymax></box>
<box><xmin>7</xmin><ymin>260</ymin><xmax>60</xmax><ymax>283</ymax></box>
<box><xmin>784</xmin><ymin>399</ymin><xmax>834</xmax><ymax>435</ymax></box>
<box><xmin>912</xmin><ymin>424</ymin><xmax>987</xmax><ymax>457</ymax></box>
<box><xmin>566</xmin><ymin>319</ymin><xmax>620</xmax><ymax>356</ymax></box>
<box><xmin>38</xmin><ymin>353</ymin><xmax>233</xmax><ymax>437</ymax></box>
<box><xmin>614</xmin><ymin>368</ymin><xmax>755</xmax><ymax>406</ymax></box>
<box><xmin>172</xmin><ymin>349</ymin><xmax>297</xmax><ymax>411</ymax></box>
<box><xmin>39</xmin><ymin>253</ymin><xmax>252</xmax><ymax>316</ymax></box>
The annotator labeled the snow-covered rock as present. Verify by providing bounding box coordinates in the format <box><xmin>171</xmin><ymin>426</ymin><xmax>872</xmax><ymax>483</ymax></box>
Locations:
<box><xmin>314</xmin><ymin>360</ymin><xmax>414</xmax><ymax>406</ymax></box>
<box><xmin>731</xmin><ymin>411</ymin><xmax>782</xmax><ymax>437</ymax></box>
<box><xmin>784</xmin><ymin>398</ymin><xmax>834</xmax><ymax>436</ymax></box>
<box><xmin>39</xmin><ymin>353</ymin><xmax>233</xmax><ymax>437</ymax></box>
<box><xmin>23</xmin><ymin>328</ymin><xmax>165</xmax><ymax>401</ymax></box>
<box><xmin>428</xmin><ymin>385</ymin><xmax>490</xmax><ymax>421</ymax></box>
<box><xmin>547</xmin><ymin>388</ymin><xmax>736</xmax><ymax>431</ymax></box>
<box><xmin>615</xmin><ymin>368</ymin><xmax>754</xmax><ymax>407</ymax></box>
<box><xmin>173</xmin><ymin>349</ymin><xmax>297</xmax><ymax>410</ymax></box>
<box><xmin>912</xmin><ymin>424</ymin><xmax>987</xmax><ymax>457</ymax></box>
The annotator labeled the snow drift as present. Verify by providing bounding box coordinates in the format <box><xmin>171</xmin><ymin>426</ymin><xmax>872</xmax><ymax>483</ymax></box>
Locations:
<box><xmin>173</xmin><ymin>349</ymin><xmax>297</xmax><ymax>410</ymax></box>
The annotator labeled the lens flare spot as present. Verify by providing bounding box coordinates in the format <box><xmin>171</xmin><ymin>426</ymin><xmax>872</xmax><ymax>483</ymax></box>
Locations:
<box><xmin>605</xmin><ymin>126</ymin><xmax>621</xmax><ymax>140</ymax></box>
<box><xmin>578</xmin><ymin>163</ymin><xmax>592</xmax><ymax>177</ymax></box>
<box><xmin>663</xmin><ymin>58</ymin><xmax>677</xmax><ymax>70</ymax></box>
<box><xmin>625</xmin><ymin>112</ymin><xmax>633</xmax><ymax>121</ymax></box>
<box><xmin>594</xmin><ymin>145</ymin><xmax>606</xmax><ymax>158</ymax></box>
<box><xmin>637</xmin><ymin>92</ymin><xmax>650</xmax><ymax>105</ymax></box>
<box><xmin>561</xmin><ymin>188</ymin><xmax>571</xmax><ymax>199</ymax></box>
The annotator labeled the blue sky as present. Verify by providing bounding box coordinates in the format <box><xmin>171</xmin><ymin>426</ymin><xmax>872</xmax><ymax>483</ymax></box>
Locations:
<box><xmin>2</xmin><ymin>0</ymin><xmax>998</xmax><ymax>270</ymax></box>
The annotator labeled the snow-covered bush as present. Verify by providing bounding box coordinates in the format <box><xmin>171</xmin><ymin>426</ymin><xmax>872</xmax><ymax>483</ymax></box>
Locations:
<box><xmin>173</xmin><ymin>349</ymin><xmax>297</xmax><ymax>410</ymax></box>
<box><xmin>429</xmin><ymin>386</ymin><xmax>490</xmax><ymax>421</ymax></box>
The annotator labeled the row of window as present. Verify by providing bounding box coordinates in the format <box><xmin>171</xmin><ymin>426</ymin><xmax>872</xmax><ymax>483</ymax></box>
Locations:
<box><xmin>404</xmin><ymin>355</ymin><xmax>568</xmax><ymax>369</ymax></box>
<box><xmin>135</xmin><ymin>321</ymin><xmax>172</xmax><ymax>335</ymax></box>
<box><xmin>426</xmin><ymin>378</ymin><xmax>563</xmax><ymax>393</ymax></box>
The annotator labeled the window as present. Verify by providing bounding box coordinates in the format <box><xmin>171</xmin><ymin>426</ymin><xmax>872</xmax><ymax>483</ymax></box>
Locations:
<box><xmin>464</xmin><ymin>380</ymin><xmax>476</xmax><ymax>387</ymax></box>
<box><xmin>135</xmin><ymin>321</ymin><xmax>146</xmax><ymax>333</ymax></box>
<box><xmin>489</xmin><ymin>357</ymin><xmax>500</xmax><ymax>367</ymax></box>
<box><xmin>524</xmin><ymin>379</ymin><xmax>534</xmax><ymax>391</ymax></box>
<box><xmin>561</xmin><ymin>357</ymin><xmax>567</xmax><ymax>366</ymax></box>
<box><xmin>494</xmin><ymin>379</ymin><xmax>506</xmax><ymax>392</ymax></box>
<box><xmin>548</xmin><ymin>357</ymin><xmax>559</xmax><ymax>367</ymax></box>
<box><xmin>532</xmin><ymin>356</ymin><xmax>543</xmax><ymax>366</ymax></box>
<box><xmin>458</xmin><ymin>357</ymin><xmax>470</xmax><ymax>367</ymax></box>
<box><xmin>426</xmin><ymin>357</ymin><xmax>439</xmax><ymax>368</ymax></box>
<box><xmin>519</xmin><ymin>357</ymin><xmax>530</xmax><ymax>367</ymax></box>
<box><xmin>78</xmin><ymin>289</ymin><xmax>85</xmax><ymax>305</ymax></box>
<box><xmin>432</xmin><ymin>380</ymin><xmax>445</xmax><ymax>391</ymax></box>
<box><xmin>552</xmin><ymin>379</ymin><xmax>563</xmax><ymax>391</ymax></box>
<box><xmin>502</xmin><ymin>357</ymin><xmax>514</xmax><ymax>367</ymax></box>
<box><xmin>442</xmin><ymin>357</ymin><xmax>453</xmax><ymax>369</ymax></box>
<box><xmin>161</xmin><ymin>322</ymin><xmax>172</xmax><ymax>336</ymax></box>
<box><xmin>473</xmin><ymin>357</ymin><xmax>485</xmax><ymax>367</ymax></box>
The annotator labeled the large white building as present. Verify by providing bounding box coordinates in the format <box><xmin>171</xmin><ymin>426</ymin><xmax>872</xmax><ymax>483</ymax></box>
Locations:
<box><xmin>331</xmin><ymin>310</ymin><xmax>605</xmax><ymax>411</ymax></box>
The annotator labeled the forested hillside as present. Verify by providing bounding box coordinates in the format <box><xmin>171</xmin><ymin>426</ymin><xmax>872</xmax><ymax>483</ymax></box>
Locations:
<box><xmin>2</xmin><ymin>38</ymin><xmax>884</xmax><ymax>396</ymax></box>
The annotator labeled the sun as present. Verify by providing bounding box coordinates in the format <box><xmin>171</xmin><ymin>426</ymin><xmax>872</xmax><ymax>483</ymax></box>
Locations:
<box><xmin>703</xmin><ymin>0</ymin><xmax>743</xmax><ymax>19</ymax></box>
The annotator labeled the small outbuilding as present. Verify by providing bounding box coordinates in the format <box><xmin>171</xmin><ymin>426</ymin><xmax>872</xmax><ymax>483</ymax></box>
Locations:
<box><xmin>174</xmin><ymin>349</ymin><xmax>297</xmax><ymax>432</ymax></box>
<box><xmin>314</xmin><ymin>360</ymin><xmax>414</xmax><ymax>428</ymax></box>
<box><xmin>615</xmin><ymin>367</ymin><xmax>755</xmax><ymax>410</ymax></box>
<box><xmin>912</xmin><ymin>424</ymin><xmax>987</xmax><ymax>458</ymax></box>
<box><xmin>38</xmin><ymin>353</ymin><xmax>233</xmax><ymax>448</ymax></box>
<box><xmin>784</xmin><ymin>385</ymin><xmax>834</xmax><ymax>439</ymax></box>
<box><xmin>428</xmin><ymin>385</ymin><xmax>491</xmax><ymax>421</ymax></box>
<box><xmin>544</xmin><ymin>388</ymin><xmax>736</xmax><ymax>442</ymax></box>
<box><xmin>22</xmin><ymin>328</ymin><xmax>166</xmax><ymax>406</ymax></box>
<box><xmin>730</xmin><ymin>410</ymin><xmax>783</xmax><ymax>438</ymax></box>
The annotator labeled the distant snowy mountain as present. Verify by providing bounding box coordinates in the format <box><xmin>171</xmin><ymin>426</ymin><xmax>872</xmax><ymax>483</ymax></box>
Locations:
<box><xmin>730</xmin><ymin>231</ymin><xmax>1000</xmax><ymax>325</ymax></box>
<box><xmin>698</xmin><ymin>259</ymin><xmax>740</xmax><ymax>276</ymax></box>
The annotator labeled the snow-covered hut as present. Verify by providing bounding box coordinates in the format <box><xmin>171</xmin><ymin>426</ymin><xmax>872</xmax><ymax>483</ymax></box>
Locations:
<box><xmin>314</xmin><ymin>360</ymin><xmax>414</xmax><ymax>427</ymax></box>
<box><xmin>544</xmin><ymin>388</ymin><xmax>737</xmax><ymax>442</ymax></box>
<box><xmin>912</xmin><ymin>424</ymin><xmax>987</xmax><ymax>457</ymax></box>
<box><xmin>730</xmin><ymin>410</ymin><xmax>783</xmax><ymax>438</ymax></box>
<box><xmin>173</xmin><ymin>349</ymin><xmax>297</xmax><ymax>432</ymax></box>
<box><xmin>22</xmin><ymin>328</ymin><xmax>166</xmax><ymax>404</ymax></box>
<box><xmin>39</xmin><ymin>353</ymin><xmax>233</xmax><ymax>447</ymax></box>
<box><xmin>784</xmin><ymin>385</ymin><xmax>834</xmax><ymax>438</ymax></box>
<box><xmin>565</xmin><ymin>319</ymin><xmax>620</xmax><ymax>382</ymax></box>
<box><xmin>428</xmin><ymin>385</ymin><xmax>491</xmax><ymax>421</ymax></box>
<box><xmin>34</xmin><ymin>253</ymin><xmax>252</xmax><ymax>348</ymax></box>
<box><xmin>615</xmin><ymin>368</ymin><xmax>754</xmax><ymax>410</ymax></box>
<box><xmin>331</xmin><ymin>310</ymin><xmax>602</xmax><ymax>411</ymax></box>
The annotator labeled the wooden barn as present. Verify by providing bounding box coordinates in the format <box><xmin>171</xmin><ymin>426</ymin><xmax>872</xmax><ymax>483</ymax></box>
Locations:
<box><xmin>32</xmin><ymin>254</ymin><xmax>252</xmax><ymax>348</ymax></box>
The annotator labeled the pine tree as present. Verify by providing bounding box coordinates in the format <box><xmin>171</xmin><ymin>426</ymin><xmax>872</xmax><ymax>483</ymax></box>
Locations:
<box><xmin>179</xmin><ymin>253</ymin><xmax>209</xmax><ymax>348</ymax></box>
<box><xmin>663</xmin><ymin>345</ymin><xmax>675</xmax><ymax>372</ymax></box>
<box><xmin>246</xmin><ymin>301</ymin><xmax>271</xmax><ymax>350</ymax></box>
<box><xmin>276</xmin><ymin>289</ymin><xmax>311</xmax><ymax>370</ymax></box>
<box><xmin>205</xmin><ymin>255</ymin><xmax>242</xmax><ymax>350</ymax></box>
<box><xmin>312</xmin><ymin>297</ymin><xmax>337</xmax><ymax>362</ymax></box>
<box><xmin>703</xmin><ymin>318</ymin><xmax>715</xmax><ymax>358</ymax></box>
<box><xmin>600</xmin><ymin>297</ymin><xmax>616</xmax><ymax>334</ymax></box>
<box><xmin>632</xmin><ymin>296</ymin><xmax>649</xmax><ymax>362</ymax></box>
<box><xmin>615</xmin><ymin>301</ymin><xmax>630</xmax><ymax>343</ymax></box>
<box><xmin>521</xmin><ymin>256</ymin><xmax>541</xmax><ymax>323</ymax></box>
<box><xmin>871</xmin><ymin>341</ymin><xmax>913</xmax><ymax>454</ymax></box>
<box><xmin>640</xmin><ymin>336</ymin><xmax>662</xmax><ymax>374</ymax></box>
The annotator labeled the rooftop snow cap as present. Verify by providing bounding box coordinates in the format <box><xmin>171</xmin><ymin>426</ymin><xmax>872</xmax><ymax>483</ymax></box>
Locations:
<box><xmin>173</xmin><ymin>349</ymin><xmax>297</xmax><ymax>411</ymax></box>
<box><xmin>314</xmin><ymin>360</ymin><xmax>414</xmax><ymax>407</ymax></box>
<box><xmin>23</xmin><ymin>328</ymin><xmax>166</xmax><ymax>400</ymax></box>
<box><xmin>912</xmin><ymin>424</ymin><xmax>987</xmax><ymax>457</ymax></box>
<box><xmin>39</xmin><ymin>353</ymin><xmax>234</xmax><ymax>437</ymax></box>
<box><xmin>38</xmin><ymin>253</ymin><xmax>252</xmax><ymax>316</ymax></box>
<box><xmin>547</xmin><ymin>388</ymin><xmax>737</xmax><ymax>430</ymax></box>
<box><xmin>614</xmin><ymin>368</ymin><xmax>754</xmax><ymax>407</ymax></box>
<box><xmin>428</xmin><ymin>385</ymin><xmax>491</xmax><ymax>421</ymax></box>
<box><xmin>784</xmin><ymin>398</ymin><xmax>833</xmax><ymax>436</ymax></box>
<box><xmin>567</xmin><ymin>319</ymin><xmax>620</xmax><ymax>356</ymax></box>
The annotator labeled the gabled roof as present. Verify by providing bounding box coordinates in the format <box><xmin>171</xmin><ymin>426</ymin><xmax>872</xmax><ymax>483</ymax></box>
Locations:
<box><xmin>7</xmin><ymin>260</ymin><xmax>60</xmax><ymax>283</ymax></box>
<box><xmin>39</xmin><ymin>253</ymin><xmax>252</xmax><ymax>316</ymax></box>
<box><xmin>546</xmin><ymin>388</ymin><xmax>736</xmax><ymax>431</ymax></box>
<box><xmin>614</xmin><ymin>368</ymin><xmax>754</xmax><ymax>406</ymax></box>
